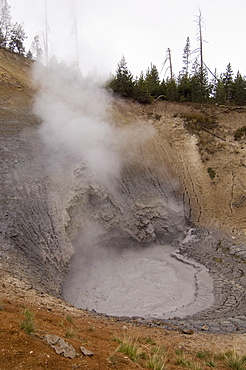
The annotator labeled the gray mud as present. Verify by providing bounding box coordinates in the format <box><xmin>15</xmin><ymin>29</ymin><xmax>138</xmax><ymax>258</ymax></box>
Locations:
<box><xmin>63</xmin><ymin>242</ymin><xmax>214</xmax><ymax>319</ymax></box>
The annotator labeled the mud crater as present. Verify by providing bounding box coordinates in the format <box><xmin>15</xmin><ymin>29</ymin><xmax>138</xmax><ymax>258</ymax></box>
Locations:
<box><xmin>0</xmin><ymin>126</ymin><xmax>246</xmax><ymax>333</ymax></box>
<box><xmin>63</xmin><ymin>237</ymin><xmax>214</xmax><ymax>319</ymax></box>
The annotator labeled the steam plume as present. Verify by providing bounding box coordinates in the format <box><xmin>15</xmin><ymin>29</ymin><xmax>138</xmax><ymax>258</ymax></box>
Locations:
<box><xmin>32</xmin><ymin>59</ymin><xmax>120</xmax><ymax>180</ymax></box>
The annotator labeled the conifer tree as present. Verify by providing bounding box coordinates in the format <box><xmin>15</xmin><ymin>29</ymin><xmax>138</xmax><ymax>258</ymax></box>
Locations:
<box><xmin>182</xmin><ymin>37</ymin><xmax>191</xmax><ymax>78</ymax></box>
<box><xmin>177</xmin><ymin>72</ymin><xmax>192</xmax><ymax>102</ymax></box>
<box><xmin>215</xmin><ymin>78</ymin><xmax>226</xmax><ymax>104</ymax></box>
<box><xmin>145</xmin><ymin>64</ymin><xmax>161</xmax><ymax>97</ymax></box>
<box><xmin>232</xmin><ymin>71</ymin><xmax>246</xmax><ymax>105</ymax></box>
<box><xmin>134</xmin><ymin>72</ymin><xmax>152</xmax><ymax>104</ymax></box>
<box><xmin>222</xmin><ymin>63</ymin><xmax>234</xmax><ymax>104</ymax></box>
<box><xmin>8</xmin><ymin>22</ymin><xmax>26</xmax><ymax>54</ymax></box>
<box><xmin>0</xmin><ymin>0</ymin><xmax>12</xmax><ymax>47</ymax></box>
<box><xmin>190</xmin><ymin>59</ymin><xmax>210</xmax><ymax>102</ymax></box>
<box><xmin>165</xmin><ymin>77</ymin><xmax>178</xmax><ymax>101</ymax></box>
<box><xmin>109</xmin><ymin>56</ymin><xmax>134</xmax><ymax>98</ymax></box>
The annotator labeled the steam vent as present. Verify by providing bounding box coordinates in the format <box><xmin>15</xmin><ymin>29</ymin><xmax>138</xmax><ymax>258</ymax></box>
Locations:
<box><xmin>1</xmin><ymin>49</ymin><xmax>246</xmax><ymax>333</ymax></box>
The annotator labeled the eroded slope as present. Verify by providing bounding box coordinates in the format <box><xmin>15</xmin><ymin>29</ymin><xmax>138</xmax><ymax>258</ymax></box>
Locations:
<box><xmin>0</xmin><ymin>50</ymin><xmax>246</xmax><ymax>332</ymax></box>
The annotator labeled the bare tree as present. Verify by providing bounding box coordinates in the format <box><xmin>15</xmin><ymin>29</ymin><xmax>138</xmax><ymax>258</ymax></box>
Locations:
<box><xmin>194</xmin><ymin>9</ymin><xmax>207</xmax><ymax>84</ymax></box>
<box><xmin>161</xmin><ymin>48</ymin><xmax>173</xmax><ymax>80</ymax></box>
<box><xmin>44</xmin><ymin>0</ymin><xmax>49</xmax><ymax>65</ymax></box>
<box><xmin>30</xmin><ymin>34</ymin><xmax>43</xmax><ymax>60</ymax></box>
<box><xmin>71</xmin><ymin>0</ymin><xmax>79</xmax><ymax>69</ymax></box>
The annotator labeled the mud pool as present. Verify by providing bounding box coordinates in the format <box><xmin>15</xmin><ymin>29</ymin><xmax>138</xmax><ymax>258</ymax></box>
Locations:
<box><xmin>62</xmin><ymin>242</ymin><xmax>214</xmax><ymax>319</ymax></box>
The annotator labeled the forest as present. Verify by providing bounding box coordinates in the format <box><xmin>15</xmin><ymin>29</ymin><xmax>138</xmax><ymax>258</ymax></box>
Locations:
<box><xmin>1</xmin><ymin>0</ymin><xmax>246</xmax><ymax>106</ymax></box>
<box><xmin>108</xmin><ymin>10</ymin><xmax>246</xmax><ymax>106</ymax></box>
<box><xmin>108</xmin><ymin>52</ymin><xmax>246</xmax><ymax>106</ymax></box>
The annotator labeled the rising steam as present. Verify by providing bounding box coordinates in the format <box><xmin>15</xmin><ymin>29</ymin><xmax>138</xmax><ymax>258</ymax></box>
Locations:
<box><xmin>32</xmin><ymin>59</ymin><xmax>121</xmax><ymax>180</ymax></box>
<box><xmin>32</xmin><ymin>58</ymin><xmax>157</xmax><ymax>185</ymax></box>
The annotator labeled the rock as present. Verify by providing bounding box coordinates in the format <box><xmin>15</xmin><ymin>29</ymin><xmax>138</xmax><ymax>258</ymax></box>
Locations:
<box><xmin>80</xmin><ymin>346</ymin><xmax>94</xmax><ymax>356</ymax></box>
<box><xmin>44</xmin><ymin>334</ymin><xmax>60</xmax><ymax>345</ymax></box>
<box><xmin>44</xmin><ymin>334</ymin><xmax>77</xmax><ymax>359</ymax></box>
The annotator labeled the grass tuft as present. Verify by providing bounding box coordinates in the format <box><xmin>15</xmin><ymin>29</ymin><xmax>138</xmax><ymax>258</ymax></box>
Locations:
<box><xmin>65</xmin><ymin>315</ymin><xmax>74</xmax><ymax>323</ymax></box>
<box><xmin>147</xmin><ymin>346</ymin><xmax>167</xmax><ymax>369</ymax></box>
<box><xmin>224</xmin><ymin>350</ymin><xmax>246</xmax><ymax>370</ymax></box>
<box><xmin>65</xmin><ymin>327</ymin><xmax>75</xmax><ymax>338</ymax></box>
<box><xmin>20</xmin><ymin>309</ymin><xmax>35</xmax><ymax>335</ymax></box>
<box><xmin>117</xmin><ymin>337</ymin><xmax>140</xmax><ymax>362</ymax></box>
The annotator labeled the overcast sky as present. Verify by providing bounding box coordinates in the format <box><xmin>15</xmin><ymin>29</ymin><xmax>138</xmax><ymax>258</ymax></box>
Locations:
<box><xmin>9</xmin><ymin>0</ymin><xmax>246</xmax><ymax>79</ymax></box>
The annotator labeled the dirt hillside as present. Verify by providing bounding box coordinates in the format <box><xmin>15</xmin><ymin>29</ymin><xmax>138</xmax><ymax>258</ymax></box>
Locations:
<box><xmin>0</xmin><ymin>49</ymin><xmax>246</xmax><ymax>369</ymax></box>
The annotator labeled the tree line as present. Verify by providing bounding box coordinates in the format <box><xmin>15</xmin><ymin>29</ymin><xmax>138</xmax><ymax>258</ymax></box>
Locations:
<box><xmin>0</xmin><ymin>0</ymin><xmax>26</xmax><ymax>54</ymax></box>
<box><xmin>1</xmin><ymin>1</ymin><xmax>246</xmax><ymax>106</ymax></box>
<box><xmin>108</xmin><ymin>53</ymin><xmax>246</xmax><ymax>106</ymax></box>
<box><xmin>0</xmin><ymin>0</ymin><xmax>42</xmax><ymax>59</ymax></box>
<box><xmin>108</xmin><ymin>11</ymin><xmax>246</xmax><ymax>106</ymax></box>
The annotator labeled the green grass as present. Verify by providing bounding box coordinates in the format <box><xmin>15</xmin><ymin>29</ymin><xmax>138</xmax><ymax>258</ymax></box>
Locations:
<box><xmin>117</xmin><ymin>337</ymin><xmax>140</xmax><ymax>362</ymax></box>
<box><xmin>147</xmin><ymin>346</ymin><xmax>167</xmax><ymax>369</ymax></box>
<box><xmin>144</xmin><ymin>337</ymin><xmax>157</xmax><ymax>346</ymax></box>
<box><xmin>20</xmin><ymin>309</ymin><xmax>35</xmax><ymax>335</ymax></box>
<box><xmin>65</xmin><ymin>327</ymin><xmax>75</xmax><ymax>338</ymax></box>
<box><xmin>65</xmin><ymin>315</ymin><xmax>74</xmax><ymax>323</ymax></box>
<box><xmin>224</xmin><ymin>350</ymin><xmax>246</xmax><ymax>370</ymax></box>
<box><xmin>112</xmin><ymin>333</ymin><xmax>246</xmax><ymax>370</ymax></box>
<box><xmin>116</xmin><ymin>335</ymin><xmax>167</xmax><ymax>368</ymax></box>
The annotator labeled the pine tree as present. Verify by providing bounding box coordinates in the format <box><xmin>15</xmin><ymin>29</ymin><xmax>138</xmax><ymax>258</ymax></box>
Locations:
<box><xmin>222</xmin><ymin>63</ymin><xmax>234</xmax><ymax>104</ymax></box>
<box><xmin>232</xmin><ymin>71</ymin><xmax>246</xmax><ymax>105</ymax></box>
<box><xmin>8</xmin><ymin>22</ymin><xmax>26</xmax><ymax>54</ymax></box>
<box><xmin>134</xmin><ymin>72</ymin><xmax>152</xmax><ymax>104</ymax></box>
<box><xmin>0</xmin><ymin>0</ymin><xmax>12</xmax><ymax>47</ymax></box>
<box><xmin>182</xmin><ymin>37</ymin><xmax>191</xmax><ymax>78</ymax></box>
<box><xmin>215</xmin><ymin>78</ymin><xmax>226</xmax><ymax>104</ymax></box>
<box><xmin>190</xmin><ymin>59</ymin><xmax>210</xmax><ymax>102</ymax></box>
<box><xmin>166</xmin><ymin>77</ymin><xmax>178</xmax><ymax>101</ymax></box>
<box><xmin>0</xmin><ymin>27</ymin><xmax>4</xmax><ymax>47</ymax></box>
<box><xmin>145</xmin><ymin>64</ymin><xmax>161</xmax><ymax>98</ymax></box>
<box><xmin>109</xmin><ymin>56</ymin><xmax>134</xmax><ymax>98</ymax></box>
<box><xmin>178</xmin><ymin>73</ymin><xmax>192</xmax><ymax>102</ymax></box>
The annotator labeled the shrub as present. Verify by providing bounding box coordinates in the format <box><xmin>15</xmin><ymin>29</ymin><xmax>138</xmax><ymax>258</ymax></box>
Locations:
<box><xmin>207</xmin><ymin>167</ymin><xmax>216</xmax><ymax>179</ymax></box>
<box><xmin>181</xmin><ymin>112</ymin><xmax>216</xmax><ymax>130</ymax></box>
<box><xmin>234</xmin><ymin>126</ymin><xmax>246</xmax><ymax>140</ymax></box>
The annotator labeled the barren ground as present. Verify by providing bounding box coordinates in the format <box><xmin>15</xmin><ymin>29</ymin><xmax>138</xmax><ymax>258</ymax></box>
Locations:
<box><xmin>0</xmin><ymin>49</ymin><xmax>246</xmax><ymax>369</ymax></box>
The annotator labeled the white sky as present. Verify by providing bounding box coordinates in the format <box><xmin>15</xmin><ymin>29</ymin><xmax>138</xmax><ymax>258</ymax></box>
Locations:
<box><xmin>9</xmin><ymin>0</ymin><xmax>246</xmax><ymax>79</ymax></box>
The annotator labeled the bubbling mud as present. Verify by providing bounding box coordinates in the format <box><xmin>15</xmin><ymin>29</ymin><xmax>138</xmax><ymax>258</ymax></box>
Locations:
<box><xmin>62</xmin><ymin>241</ymin><xmax>214</xmax><ymax>319</ymax></box>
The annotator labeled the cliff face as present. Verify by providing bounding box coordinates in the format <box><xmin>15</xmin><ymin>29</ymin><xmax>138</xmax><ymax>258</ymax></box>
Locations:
<box><xmin>0</xmin><ymin>50</ymin><xmax>246</xmax><ymax>330</ymax></box>
<box><xmin>0</xmin><ymin>50</ymin><xmax>72</xmax><ymax>295</ymax></box>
